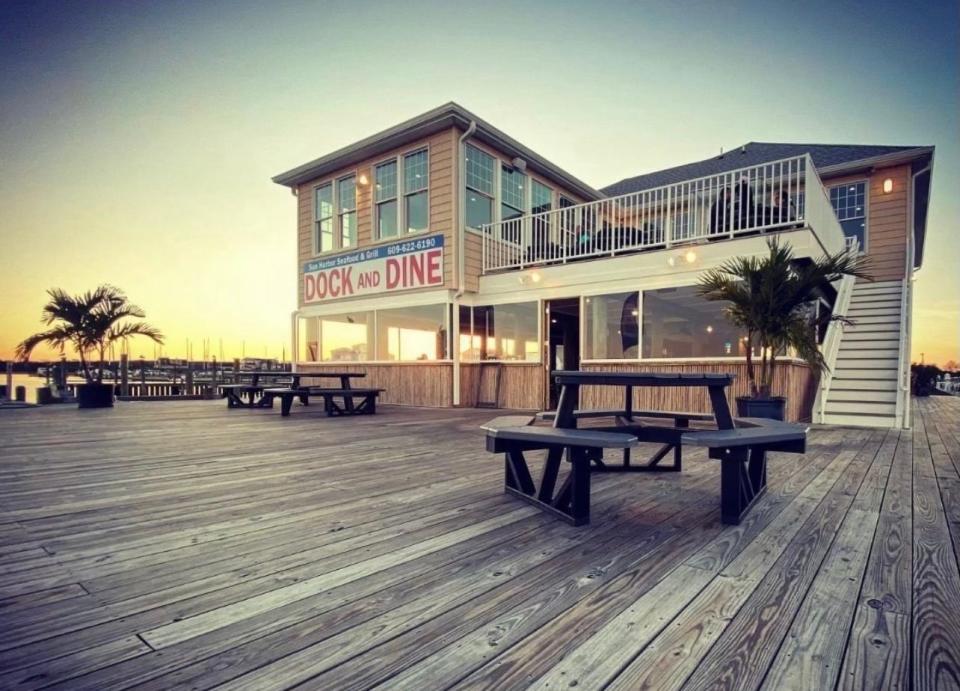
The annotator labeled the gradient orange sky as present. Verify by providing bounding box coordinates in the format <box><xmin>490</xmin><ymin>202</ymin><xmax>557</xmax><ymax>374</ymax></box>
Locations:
<box><xmin>1</xmin><ymin>1</ymin><xmax>957</xmax><ymax>365</ymax></box>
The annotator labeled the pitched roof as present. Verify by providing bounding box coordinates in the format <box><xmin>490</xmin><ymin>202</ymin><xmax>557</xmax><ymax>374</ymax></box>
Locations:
<box><xmin>273</xmin><ymin>102</ymin><xmax>603</xmax><ymax>201</ymax></box>
<box><xmin>600</xmin><ymin>142</ymin><xmax>930</xmax><ymax>196</ymax></box>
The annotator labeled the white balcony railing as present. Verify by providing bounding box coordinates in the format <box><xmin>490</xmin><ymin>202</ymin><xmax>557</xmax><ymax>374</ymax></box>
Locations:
<box><xmin>480</xmin><ymin>154</ymin><xmax>847</xmax><ymax>273</ymax></box>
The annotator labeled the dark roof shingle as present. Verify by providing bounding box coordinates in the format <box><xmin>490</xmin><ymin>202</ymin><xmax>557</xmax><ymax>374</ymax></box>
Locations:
<box><xmin>600</xmin><ymin>142</ymin><xmax>927</xmax><ymax>196</ymax></box>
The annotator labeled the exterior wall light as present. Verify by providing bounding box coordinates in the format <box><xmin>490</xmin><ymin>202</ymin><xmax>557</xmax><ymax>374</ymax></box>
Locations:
<box><xmin>684</xmin><ymin>250</ymin><xmax>697</xmax><ymax>264</ymax></box>
<box><xmin>883</xmin><ymin>178</ymin><xmax>893</xmax><ymax>194</ymax></box>
<box><xmin>358</xmin><ymin>173</ymin><xmax>370</xmax><ymax>186</ymax></box>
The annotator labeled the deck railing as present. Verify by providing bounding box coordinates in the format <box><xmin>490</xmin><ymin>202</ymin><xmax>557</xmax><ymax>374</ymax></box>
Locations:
<box><xmin>481</xmin><ymin>154</ymin><xmax>848</xmax><ymax>273</ymax></box>
<box><xmin>814</xmin><ymin>237</ymin><xmax>859</xmax><ymax>423</ymax></box>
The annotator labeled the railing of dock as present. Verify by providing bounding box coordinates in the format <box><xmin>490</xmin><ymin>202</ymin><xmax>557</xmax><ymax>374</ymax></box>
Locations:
<box><xmin>480</xmin><ymin>154</ymin><xmax>848</xmax><ymax>273</ymax></box>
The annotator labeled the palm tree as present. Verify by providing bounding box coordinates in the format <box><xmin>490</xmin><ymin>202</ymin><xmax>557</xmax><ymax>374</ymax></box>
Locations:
<box><xmin>697</xmin><ymin>239</ymin><xmax>870</xmax><ymax>399</ymax></box>
<box><xmin>15</xmin><ymin>285</ymin><xmax>164</xmax><ymax>384</ymax></box>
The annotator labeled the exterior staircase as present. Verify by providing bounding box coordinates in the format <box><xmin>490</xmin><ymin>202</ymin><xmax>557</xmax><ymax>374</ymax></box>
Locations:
<box><xmin>821</xmin><ymin>279</ymin><xmax>906</xmax><ymax>428</ymax></box>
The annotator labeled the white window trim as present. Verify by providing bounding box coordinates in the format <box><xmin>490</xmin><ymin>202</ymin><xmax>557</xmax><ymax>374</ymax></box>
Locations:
<box><xmin>827</xmin><ymin>178</ymin><xmax>869</xmax><ymax>254</ymax></box>
<box><xmin>464</xmin><ymin>143</ymin><xmax>497</xmax><ymax>233</ymax></box>
<box><xmin>372</xmin><ymin>146</ymin><xmax>432</xmax><ymax>241</ymax></box>
<box><xmin>311</xmin><ymin>170</ymin><xmax>359</xmax><ymax>256</ymax></box>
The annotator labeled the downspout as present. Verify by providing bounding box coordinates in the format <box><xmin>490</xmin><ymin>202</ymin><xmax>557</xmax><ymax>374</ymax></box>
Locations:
<box><xmin>900</xmin><ymin>161</ymin><xmax>932</xmax><ymax>429</ymax></box>
<box><xmin>453</xmin><ymin>120</ymin><xmax>477</xmax><ymax>406</ymax></box>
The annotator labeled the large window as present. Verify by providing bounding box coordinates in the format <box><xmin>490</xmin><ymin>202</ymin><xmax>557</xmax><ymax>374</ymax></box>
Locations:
<box><xmin>641</xmin><ymin>286</ymin><xmax>745</xmax><ymax>358</ymax></box>
<box><xmin>404</xmin><ymin>149</ymin><xmax>429</xmax><ymax>233</ymax></box>
<box><xmin>465</xmin><ymin>144</ymin><xmax>495</xmax><ymax>229</ymax></box>
<box><xmin>460</xmin><ymin>302</ymin><xmax>539</xmax><ymax>361</ymax></box>
<box><xmin>314</xmin><ymin>184</ymin><xmax>334</xmax><ymax>253</ymax></box>
<box><xmin>298</xmin><ymin>316</ymin><xmax>320</xmax><ymax>362</ymax></box>
<box><xmin>376</xmin><ymin>304</ymin><xmax>449</xmax><ymax>361</ymax></box>
<box><xmin>338</xmin><ymin>175</ymin><xmax>357</xmax><ymax>248</ymax></box>
<box><xmin>584</xmin><ymin>292</ymin><xmax>639</xmax><ymax>359</ymax></box>
<box><xmin>319</xmin><ymin>312</ymin><xmax>372</xmax><ymax>361</ymax></box>
<box><xmin>375</xmin><ymin>161</ymin><xmax>398</xmax><ymax>239</ymax></box>
<box><xmin>829</xmin><ymin>181</ymin><xmax>867</xmax><ymax>250</ymax></box>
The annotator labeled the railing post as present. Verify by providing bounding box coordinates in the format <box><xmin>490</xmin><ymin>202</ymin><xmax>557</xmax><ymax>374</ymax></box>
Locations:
<box><xmin>120</xmin><ymin>353</ymin><xmax>129</xmax><ymax>396</ymax></box>
<box><xmin>665</xmin><ymin>187</ymin><xmax>673</xmax><ymax>248</ymax></box>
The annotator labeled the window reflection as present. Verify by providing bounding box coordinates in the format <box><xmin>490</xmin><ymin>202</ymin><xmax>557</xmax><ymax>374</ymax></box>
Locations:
<box><xmin>641</xmin><ymin>286</ymin><xmax>745</xmax><ymax>358</ymax></box>
<box><xmin>460</xmin><ymin>302</ymin><xmax>539</xmax><ymax>361</ymax></box>
<box><xmin>376</xmin><ymin>304</ymin><xmax>448</xmax><ymax>361</ymax></box>
<box><xmin>584</xmin><ymin>292</ymin><xmax>639</xmax><ymax>359</ymax></box>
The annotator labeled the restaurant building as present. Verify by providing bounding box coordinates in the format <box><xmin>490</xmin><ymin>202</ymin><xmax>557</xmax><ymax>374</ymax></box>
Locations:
<box><xmin>273</xmin><ymin>103</ymin><xmax>934</xmax><ymax>428</ymax></box>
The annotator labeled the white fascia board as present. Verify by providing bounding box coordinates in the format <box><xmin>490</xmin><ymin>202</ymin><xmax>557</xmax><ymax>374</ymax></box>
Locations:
<box><xmin>296</xmin><ymin>288</ymin><xmax>456</xmax><ymax>317</ymax></box>
<box><xmin>476</xmin><ymin>229</ymin><xmax>822</xmax><ymax>303</ymax></box>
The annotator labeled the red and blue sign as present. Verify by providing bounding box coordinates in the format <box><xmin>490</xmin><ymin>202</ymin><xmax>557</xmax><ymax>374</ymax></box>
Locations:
<box><xmin>303</xmin><ymin>234</ymin><xmax>444</xmax><ymax>304</ymax></box>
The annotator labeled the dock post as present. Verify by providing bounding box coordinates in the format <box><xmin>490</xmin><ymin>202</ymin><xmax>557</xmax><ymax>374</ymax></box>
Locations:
<box><xmin>234</xmin><ymin>358</ymin><xmax>241</xmax><ymax>383</ymax></box>
<box><xmin>4</xmin><ymin>362</ymin><xmax>11</xmax><ymax>403</ymax></box>
<box><xmin>186</xmin><ymin>363</ymin><xmax>194</xmax><ymax>395</ymax></box>
<box><xmin>120</xmin><ymin>353</ymin><xmax>129</xmax><ymax>396</ymax></box>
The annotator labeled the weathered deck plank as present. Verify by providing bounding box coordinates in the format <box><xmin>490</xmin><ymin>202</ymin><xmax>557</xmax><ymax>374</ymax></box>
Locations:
<box><xmin>0</xmin><ymin>398</ymin><xmax>958</xmax><ymax>690</ymax></box>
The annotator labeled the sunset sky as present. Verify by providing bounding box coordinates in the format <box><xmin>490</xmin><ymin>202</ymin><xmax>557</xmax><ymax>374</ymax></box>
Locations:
<box><xmin>1</xmin><ymin>0</ymin><xmax>957</xmax><ymax>365</ymax></box>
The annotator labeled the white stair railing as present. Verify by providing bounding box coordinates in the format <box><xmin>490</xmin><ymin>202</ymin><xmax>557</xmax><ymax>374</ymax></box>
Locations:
<box><xmin>813</xmin><ymin>238</ymin><xmax>859</xmax><ymax>423</ymax></box>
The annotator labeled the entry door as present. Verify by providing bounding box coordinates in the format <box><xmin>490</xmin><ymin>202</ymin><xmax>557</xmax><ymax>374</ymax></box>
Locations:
<box><xmin>545</xmin><ymin>298</ymin><xmax>581</xmax><ymax>410</ymax></box>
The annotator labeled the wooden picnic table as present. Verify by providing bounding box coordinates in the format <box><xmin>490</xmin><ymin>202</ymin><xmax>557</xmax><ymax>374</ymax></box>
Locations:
<box><xmin>222</xmin><ymin>371</ymin><xmax>367</xmax><ymax>409</ymax></box>
<box><xmin>484</xmin><ymin>370</ymin><xmax>806</xmax><ymax>526</ymax></box>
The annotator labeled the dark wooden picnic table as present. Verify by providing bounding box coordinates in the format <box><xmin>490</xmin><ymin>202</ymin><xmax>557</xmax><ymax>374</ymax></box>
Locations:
<box><xmin>484</xmin><ymin>370</ymin><xmax>806</xmax><ymax>526</ymax></box>
<box><xmin>221</xmin><ymin>371</ymin><xmax>365</xmax><ymax>409</ymax></box>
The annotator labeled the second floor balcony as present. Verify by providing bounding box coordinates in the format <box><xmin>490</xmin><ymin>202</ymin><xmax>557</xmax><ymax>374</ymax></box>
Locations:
<box><xmin>480</xmin><ymin>154</ymin><xmax>851</xmax><ymax>274</ymax></box>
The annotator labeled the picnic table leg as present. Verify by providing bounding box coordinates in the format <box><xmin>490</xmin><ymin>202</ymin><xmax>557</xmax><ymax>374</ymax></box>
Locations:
<box><xmin>280</xmin><ymin>394</ymin><xmax>294</xmax><ymax>417</ymax></box>
<box><xmin>708</xmin><ymin>385</ymin><xmax>735</xmax><ymax>430</ymax></box>
<box><xmin>568</xmin><ymin>447</ymin><xmax>591</xmax><ymax>525</ymax></box>
<box><xmin>341</xmin><ymin>375</ymin><xmax>355</xmax><ymax>413</ymax></box>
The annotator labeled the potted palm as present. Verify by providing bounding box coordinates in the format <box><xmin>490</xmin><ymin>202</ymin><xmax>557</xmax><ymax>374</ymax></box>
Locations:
<box><xmin>16</xmin><ymin>286</ymin><xmax>164</xmax><ymax>408</ymax></box>
<box><xmin>697</xmin><ymin>239</ymin><xmax>870</xmax><ymax>420</ymax></box>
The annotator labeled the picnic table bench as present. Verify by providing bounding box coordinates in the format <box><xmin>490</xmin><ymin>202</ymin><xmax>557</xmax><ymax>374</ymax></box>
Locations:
<box><xmin>258</xmin><ymin>372</ymin><xmax>381</xmax><ymax>417</ymax></box>
<box><xmin>483</xmin><ymin>371</ymin><xmax>808</xmax><ymax>526</ymax></box>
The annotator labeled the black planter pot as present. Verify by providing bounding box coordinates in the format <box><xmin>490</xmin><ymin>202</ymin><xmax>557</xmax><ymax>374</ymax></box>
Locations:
<box><xmin>736</xmin><ymin>396</ymin><xmax>786</xmax><ymax>421</ymax></box>
<box><xmin>77</xmin><ymin>383</ymin><xmax>115</xmax><ymax>409</ymax></box>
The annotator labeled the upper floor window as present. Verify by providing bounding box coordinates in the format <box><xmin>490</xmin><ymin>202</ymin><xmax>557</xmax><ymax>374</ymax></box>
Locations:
<box><xmin>829</xmin><ymin>181</ymin><xmax>867</xmax><ymax>250</ymax></box>
<box><xmin>500</xmin><ymin>165</ymin><xmax>526</xmax><ymax>221</ymax></box>
<box><xmin>314</xmin><ymin>184</ymin><xmax>335</xmax><ymax>253</ymax></box>
<box><xmin>375</xmin><ymin>149</ymin><xmax>430</xmax><ymax>240</ymax></box>
<box><xmin>404</xmin><ymin>149</ymin><xmax>429</xmax><ymax>233</ymax></box>
<box><xmin>465</xmin><ymin>144</ymin><xmax>495</xmax><ymax>229</ymax></box>
<box><xmin>375</xmin><ymin>161</ymin><xmax>398</xmax><ymax>239</ymax></box>
<box><xmin>338</xmin><ymin>175</ymin><xmax>357</xmax><ymax>248</ymax></box>
<box><xmin>532</xmin><ymin>180</ymin><xmax>553</xmax><ymax>215</ymax></box>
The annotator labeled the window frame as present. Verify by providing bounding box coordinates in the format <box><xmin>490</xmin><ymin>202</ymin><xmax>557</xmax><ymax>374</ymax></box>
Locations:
<box><xmin>311</xmin><ymin>171</ymin><xmax>360</xmax><ymax>256</ymax></box>
<box><xmin>313</xmin><ymin>183</ymin><xmax>335</xmax><ymax>254</ymax></box>
<box><xmin>337</xmin><ymin>174</ymin><xmax>358</xmax><ymax>249</ymax></box>
<box><xmin>372</xmin><ymin>146</ymin><xmax>432</xmax><ymax>241</ymax></box>
<box><xmin>402</xmin><ymin>148</ymin><xmax>430</xmax><ymax>235</ymax></box>
<box><xmin>464</xmin><ymin>143</ymin><xmax>496</xmax><ymax>232</ymax></box>
<box><xmin>374</xmin><ymin>158</ymin><xmax>399</xmax><ymax>240</ymax></box>
<box><xmin>827</xmin><ymin>179</ymin><xmax>869</xmax><ymax>254</ymax></box>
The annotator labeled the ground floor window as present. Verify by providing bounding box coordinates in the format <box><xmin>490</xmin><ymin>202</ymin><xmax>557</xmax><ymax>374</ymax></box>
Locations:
<box><xmin>459</xmin><ymin>302</ymin><xmax>539</xmax><ymax>361</ymax></box>
<box><xmin>584</xmin><ymin>292</ymin><xmax>639</xmax><ymax>359</ymax></box>
<box><xmin>641</xmin><ymin>286</ymin><xmax>745</xmax><ymax>358</ymax></box>
<box><xmin>376</xmin><ymin>304</ymin><xmax>449</xmax><ymax>361</ymax></box>
<box><xmin>319</xmin><ymin>312</ymin><xmax>372</xmax><ymax>361</ymax></box>
<box><xmin>297</xmin><ymin>316</ymin><xmax>319</xmax><ymax>362</ymax></box>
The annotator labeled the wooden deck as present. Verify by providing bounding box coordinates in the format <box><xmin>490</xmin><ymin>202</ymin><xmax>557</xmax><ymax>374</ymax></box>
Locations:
<box><xmin>1</xmin><ymin>397</ymin><xmax>959</xmax><ymax>690</ymax></box>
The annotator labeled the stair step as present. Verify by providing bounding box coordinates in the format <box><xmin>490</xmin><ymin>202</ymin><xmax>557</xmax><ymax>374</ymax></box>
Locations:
<box><xmin>826</xmin><ymin>400</ymin><xmax>897</xmax><ymax>415</ymax></box>
<box><xmin>854</xmin><ymin>279</ymin><xmax>903</xmax><ymax>290</ymax></box>
<box><xmin>832</xmin><ymin>368</ymin><xmax>899</xmax><ymax>379</ymax></box>
<box><xmin>827</xmin><ymin>389</ymin><xmax>897</xmax><ymax>403</ymax></box>
<box><xmin>842</xmin><ymin>331</ymin><xmax>899</xmax><ymax>342</ymax></box>
<box><xmin>849</xmin><ymin>298</ymin><xmax>902</xmax><ymax>309</ymax></box>
<box><xmin>852</xmin><ymin>288</ymin><xmax>902</xmax><ymax>297</ymax></box>
<box><xmin>847</xmin><ymin>315</ymin><xmax>902</xmax><ymax>324</ymax></box>
<box><xmin>821</xmin><ymin>412</ymin><xmax>898</xmax><ymax>428</ymax></box>
<box><xmin>835</xmin><ymin>357</ymin><xmax>899</xmax><ymax>369</ymax></box>
<box><xmin>830</xmin><ymin>378</ymin><xmax>898</xmax><ymax>391</ymax></box>
<box><xmin>837</xmin><ymin>347</ymin><xmax>900</xmax><ymax>358</ymax></box>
